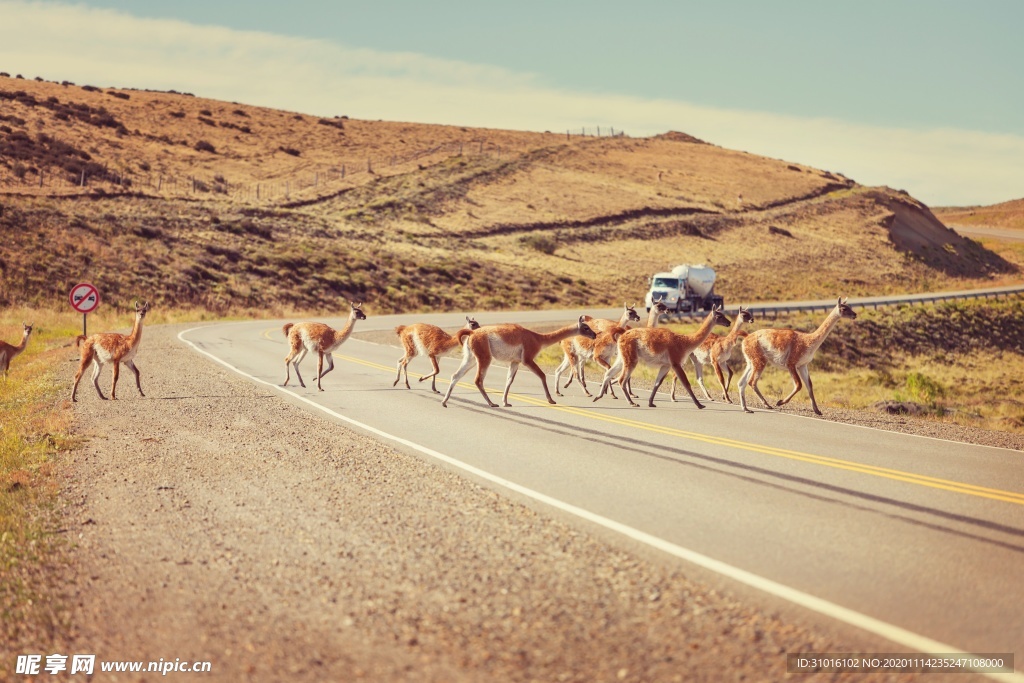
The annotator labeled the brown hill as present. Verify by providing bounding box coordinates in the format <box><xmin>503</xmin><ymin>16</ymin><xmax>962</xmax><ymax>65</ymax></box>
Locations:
<box><xmin>934</xmin><ymin>198</ymin><xmax>1024</xmax><ymax>231</ymax></box>
<box><xmin>0</xmin><ymin>73</ymin><xmax>1018</xmax><ymax>315</ymax></box>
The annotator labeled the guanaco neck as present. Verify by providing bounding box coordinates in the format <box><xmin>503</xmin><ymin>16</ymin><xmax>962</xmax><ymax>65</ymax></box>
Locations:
<box><xmin>16</xmin><ymin>329</ymin><xmax>31</xmax><ymax>352</ymax></box>
<box><xmin>536</xmin><ymin>324</ymin><xmax>584</xmax><ymax>348</ymax></box>
<box><xmin>646</xmin><ymin>308</ymin><xmax>662</xmax><ymax>327</ymax></box>
<box><xmin>126</xmin><ymin>313</ymin><xmax>145</xmax><ymax>348</ymax></box>
<box><xmin>334</xmin><ymin>310</ymin><xmax>361</xmax><ymax>345</ymax></box>
<box><xmin>802</xmin><ymin>307</ymin><xmax>842</xmax><ymax>354</ymax></box>
<box><xmin>687</xmin><ymin>311</ymin><xmax>720</xmax><ymax>346</ymax></box>
<box><xmin>721</xmin><ymin>314</ymin><xmax>746</xmax><ymax>345</ymax></box>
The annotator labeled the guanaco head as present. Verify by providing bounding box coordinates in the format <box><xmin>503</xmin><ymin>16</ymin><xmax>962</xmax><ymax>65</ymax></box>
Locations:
<box><xmin>465</xmin><ymin>316</ymin><xmax>481</xmax><ymax>330</ymax></box>
<box><xmin>22</xmin><ymin>321</ymin><xmax>34</xmax><ymax>337</ymax></box>
<box><xmin>837</xmin><ymin>297</ymin><xmax>857</xmax><ymax>320</ymax></box>
<box><xmin>349</xmin><ymin>301</ymin><xmax>367</xmax><ymax>320</ymax></box>
<box><xmin>133</xmin><ymin>301</ymin><xmax>151</xmax><ymax>318</ymax></box>
<box><xmin>738</xmin><ymin>306</ymin><xmax>755</xmax><ymax>324</ymax></box>
<box><xmin>577</xmin><ymin>315</ymin><xmax>597</xmax><ymax>340</ymax></box>
<box><xmin>624</xmin><ymin>303</ymin><xmax>642</xmax><ymax>323</ymax></box>
<box><xmin>711</xmin><ymin>305</ymin><xmax>731</xmax><ymax>328</ymax></box>
<box><xmin>652</xmin><ymin>296</ymin><xmax>669</xmax><ymax>313</ymax></box>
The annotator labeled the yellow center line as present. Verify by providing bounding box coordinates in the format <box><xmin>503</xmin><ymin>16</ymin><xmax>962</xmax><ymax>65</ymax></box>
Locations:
<box><xmin>336</xmin><ymin>352</ymin><xmax>1024</xmax><ymax>507</ymax></box>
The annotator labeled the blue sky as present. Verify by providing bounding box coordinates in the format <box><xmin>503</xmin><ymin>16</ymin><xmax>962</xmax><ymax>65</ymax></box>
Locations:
<box><xmin>1</xmin><ymin>0</ymin><xmax>1021</xmax><ymax>206</ymax></box>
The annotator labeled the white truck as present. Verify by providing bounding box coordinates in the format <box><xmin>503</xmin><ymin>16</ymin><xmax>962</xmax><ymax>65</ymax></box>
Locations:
<box><xmin>644</xmin><ymin>264</ymin><xmax>724</xmax><ymax>313</ymax></box>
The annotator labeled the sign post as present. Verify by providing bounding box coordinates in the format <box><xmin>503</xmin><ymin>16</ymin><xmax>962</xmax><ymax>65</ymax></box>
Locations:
<box><xmin>69</xmin><ymin>282</ymin><xmax>100</xmax><ymax>336</ymax></box>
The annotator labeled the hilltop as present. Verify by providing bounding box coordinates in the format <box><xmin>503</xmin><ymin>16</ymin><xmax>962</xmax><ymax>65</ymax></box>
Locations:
<box><xmin>0</xmin><ymin>73</ymin><xmax>1018</xmax><ymax>314</ymax></box>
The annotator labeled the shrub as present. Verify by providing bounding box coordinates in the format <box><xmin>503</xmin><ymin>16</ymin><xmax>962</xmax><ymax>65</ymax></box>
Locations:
<box><xmin>279</xmin><ymin>146</ymin><xmax>301</xmax><ymax>157</ymax></box>
<box><xmin>194</xmin><ymin>140</ymin><xmax>216</xmax><ymax>153</ymax></box>
<box><xmin>519</xmin><ymin>234</ymin><xmax>558</xmax><ymax>255</ymax></box>
<box><xmin>904</xmin><ymin>372</ymin><xmax>945</xmax><ymax>404</ymax></box>
<box><xmin>169</xmin><ymin>111</ymin><xmax>185</xmax><ymax>119</ymax></box>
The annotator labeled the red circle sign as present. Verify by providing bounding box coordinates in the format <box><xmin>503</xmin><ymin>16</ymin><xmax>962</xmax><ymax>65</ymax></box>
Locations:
<box><xmin>69</xmin><ymin>282</ymin><xmax>101</xmax><ymax>314</ymax></box>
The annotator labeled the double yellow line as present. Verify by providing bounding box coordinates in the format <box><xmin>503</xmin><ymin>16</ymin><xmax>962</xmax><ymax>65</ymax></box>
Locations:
<box><xmin>331</xmin><ymin>350</ymin><xmax>1024</xmax><ymax>507</ymax></box>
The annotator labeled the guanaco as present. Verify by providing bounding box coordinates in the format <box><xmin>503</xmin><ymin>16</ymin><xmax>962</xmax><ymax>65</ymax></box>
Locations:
<box><xmin>282</xmin><ymin>302</ymin><xmax>366</xmax><ymax>391</ymax></box>
<box><xmin>441</xmin><ymin>316</ymin><xmax>597</xmax><ymax>408</ymax></box>
<box><xmin>0</xmin><ymin>321</ymin><xmax>33</xmax><ymax>379</ymax></box>
<box><xmin>672</xmin><ymin>306</ymin><xmax>755</xmax><ymax>403</ymax></box>
<box><xmin>393</xmin><ymin>316</ymin><xmax>481</xmax><ymax>393</ymax></box>
<box><xmin>738</xmin><ymin>298</ymin><xmax>857</xmax><ymax>415</ymax></box>
<box><xmin>72</xmin><ymin>301</ymin><xmax>150</xmax><ymax>402</ymax></box>
<box><xmin>554</xmin><ymin>303</ymin><xmax>642</xmax><ymax>397</ymax></box>
<box><xmin>593</xmin><ymin>306</ymin><xmax>731</xmax><ymax>408</ymax></box>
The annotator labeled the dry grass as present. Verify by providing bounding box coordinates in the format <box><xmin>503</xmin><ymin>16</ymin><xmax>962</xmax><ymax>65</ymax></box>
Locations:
<box><xmin>935</xmin><ymin>198</ymin><xmax>1024</xmax><ymax>230</ymax></box>
<box><xmin>0</xmin><ymin>308</ymin><xmax>82</xmax><ymax>657</ymax></box>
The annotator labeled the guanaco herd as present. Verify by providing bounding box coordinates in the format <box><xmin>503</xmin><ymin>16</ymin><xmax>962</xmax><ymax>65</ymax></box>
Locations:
<box><xmin>3</xmin><ymin>296</ymin><xmax>857</xmax><ymax>416</ymax></box>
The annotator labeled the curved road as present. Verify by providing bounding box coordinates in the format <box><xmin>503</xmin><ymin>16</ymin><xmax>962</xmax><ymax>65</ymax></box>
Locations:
<box><xmin>180</xmin><ymin>306</ymin><xmax>1024</xmax><ymax>680</ymax></box>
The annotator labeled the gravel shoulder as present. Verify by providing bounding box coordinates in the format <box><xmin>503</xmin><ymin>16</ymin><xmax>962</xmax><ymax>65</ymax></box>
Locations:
<box><xmin>58</xmin><ymin>324</ymin><xmax>986</xmax><ymax>682</ymax></box>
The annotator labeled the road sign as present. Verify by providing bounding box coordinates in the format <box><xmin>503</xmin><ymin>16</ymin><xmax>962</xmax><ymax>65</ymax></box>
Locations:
<box><xmin>69</xmin><ymin>282</ymin><xmax>100</xmax><ymax>314</ymax></box>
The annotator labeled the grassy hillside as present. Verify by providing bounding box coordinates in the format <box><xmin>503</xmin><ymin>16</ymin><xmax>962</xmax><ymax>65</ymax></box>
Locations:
<box><xmin>935</xmin><ymin>198</ymin><xmax>1024</xmax><ymax>231</ymax></box>
<box><xmin>0</xmin><ymin>73</ymin><xmax>1020</xmax><ymax>317</ymax></box>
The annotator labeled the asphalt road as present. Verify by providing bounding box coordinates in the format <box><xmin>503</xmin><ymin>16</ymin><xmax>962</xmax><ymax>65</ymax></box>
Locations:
<box><xmin>180</xmin><ymin>308</ymin><xmax>1024</xmax><ymax>680</ymax></box>
<box><xmin>952</xmin><ymin>225</ymin><xmax>1024</xmax><ymax>243</ymax></box>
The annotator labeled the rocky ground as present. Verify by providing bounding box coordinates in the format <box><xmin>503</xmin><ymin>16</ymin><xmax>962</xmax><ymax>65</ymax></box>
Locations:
<box><xmin>52</xmin><ymin>325</ymin><xmax>1005</xmax><ymax>682</ymax></box>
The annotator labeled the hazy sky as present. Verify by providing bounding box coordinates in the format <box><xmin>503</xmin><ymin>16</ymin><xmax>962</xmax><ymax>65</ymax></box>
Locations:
<box><xmin>1</xmin><ymin>0</ymin><xmax>1021</xmax><ymax>206</ymax></box>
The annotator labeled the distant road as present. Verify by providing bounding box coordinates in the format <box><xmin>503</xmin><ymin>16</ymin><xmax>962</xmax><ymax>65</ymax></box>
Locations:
<box><xmin>951</xmin><ymin>225</ymin><xmax>1024</xmax><ymax>243</ymax></box>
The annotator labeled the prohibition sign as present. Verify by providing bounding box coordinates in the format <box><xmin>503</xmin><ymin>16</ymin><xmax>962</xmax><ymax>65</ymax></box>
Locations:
<box><xmin>69</xmin><ymin>282</ymin><xmax>101</xmax><ymax>313</ymax></box>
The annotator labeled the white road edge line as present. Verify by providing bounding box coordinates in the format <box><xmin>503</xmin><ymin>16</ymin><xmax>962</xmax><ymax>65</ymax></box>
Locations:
<box><xmin>178</xmin><ymin>326</ymin><xmax>1022</xmax><ymax>682</ymax></box>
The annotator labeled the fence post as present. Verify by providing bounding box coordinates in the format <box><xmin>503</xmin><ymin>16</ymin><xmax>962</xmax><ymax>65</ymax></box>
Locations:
<box><xmin>342</xmin><ymin>164</ymin><xmax>346</xmax><ymax>179</ymax></box>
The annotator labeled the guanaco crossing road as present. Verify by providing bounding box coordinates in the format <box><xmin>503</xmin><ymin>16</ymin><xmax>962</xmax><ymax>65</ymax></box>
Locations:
<box><xmin>180</xmin><ymin>306</ymin><xmax>1024</xmax><ymax>680</ymax></box>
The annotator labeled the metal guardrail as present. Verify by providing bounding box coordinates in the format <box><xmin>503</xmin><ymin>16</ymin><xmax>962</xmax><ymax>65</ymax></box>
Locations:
<box><xmin>664</xmin><ymin>284</ymin><xmax>1024</xmax><ymax>322</ymax></box>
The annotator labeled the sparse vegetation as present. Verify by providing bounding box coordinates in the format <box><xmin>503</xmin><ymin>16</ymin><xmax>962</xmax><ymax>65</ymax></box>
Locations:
<box><xmin>0</xmin><ymin>310</ymin><xmax>79</xmax><ymax>659</ymax></box>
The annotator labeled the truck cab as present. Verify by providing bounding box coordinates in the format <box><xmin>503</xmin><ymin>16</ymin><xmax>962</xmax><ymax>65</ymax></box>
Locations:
<box><xmin>644</xmin><ymin>272</ymin><xmax>684</xmax><ymax>312</ymax></box>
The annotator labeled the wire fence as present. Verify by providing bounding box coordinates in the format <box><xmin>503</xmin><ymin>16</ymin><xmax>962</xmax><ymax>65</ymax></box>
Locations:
<box><xmin>0</xmin><ymin>125</ymin><xmax>627</xmax><ymax>203</ymax></box>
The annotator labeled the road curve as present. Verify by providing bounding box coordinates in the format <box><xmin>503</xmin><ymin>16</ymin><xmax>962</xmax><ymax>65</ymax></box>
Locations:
<box><xmin>180</xmin><ymin>307</ymin><xmax>1024</xmax><ymax>681</ymax></box>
